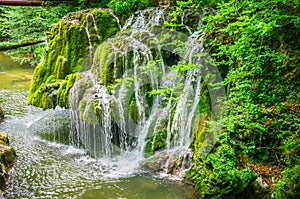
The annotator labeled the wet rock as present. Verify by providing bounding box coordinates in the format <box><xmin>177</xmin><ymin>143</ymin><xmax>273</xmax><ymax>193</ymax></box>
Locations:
<box><xmin>0</xmin><ymin>132</ymin><xmax>8</xmax><ymax>146</ymax></box>
<box><xmin>141</xmin><ymin>148</ymin><xmax>193</xmax><ymax>179</ymax></box>
<box><xmin>0</xmin><ymin>132</ymin><xmax>16</xmax><ymax>191</ymax></box>
<box><xmin>0</xmin><ymin>145</ymin><xmax>16</xmax><ymax>166</ymax></box>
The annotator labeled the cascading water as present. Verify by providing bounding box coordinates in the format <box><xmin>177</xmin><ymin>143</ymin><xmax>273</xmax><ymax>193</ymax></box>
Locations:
<box><xmin>68</xmin><ymin>7</ymin><xmax>209</xmax><ymax>178</ymax></box>
<box><xmin>0</xmin><ymin>8</ymin><xmax>215</xmax><ymax>199</ymax></box>
<box><xmin>85</xmin><ymin>13</ymin><xmax>101</xmax><ymax>66</ymax></box>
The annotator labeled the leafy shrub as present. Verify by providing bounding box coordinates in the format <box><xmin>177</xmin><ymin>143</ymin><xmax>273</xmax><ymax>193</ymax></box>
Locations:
<box><xmin>108</xmin><ymin>0</ymin><xmax>148</xmax><ymax>18</ymax></box>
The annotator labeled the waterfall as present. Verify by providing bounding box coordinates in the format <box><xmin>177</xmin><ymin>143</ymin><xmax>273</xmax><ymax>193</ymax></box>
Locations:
<box><xmin>68</xmin><ymin>8</ymin><xmax>207</xmax><ymax>166</ymax></box>
<box><xmin>85</xmin><ymin>14</ymin><xmax>101</xmax><ymax>67</ymax></box>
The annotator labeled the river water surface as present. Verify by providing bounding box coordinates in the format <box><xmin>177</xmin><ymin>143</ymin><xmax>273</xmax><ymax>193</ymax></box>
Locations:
<box><xmin>0</xmin><ymin>52</ymin><xmax>199</xmax><ymax>199</ymax></box>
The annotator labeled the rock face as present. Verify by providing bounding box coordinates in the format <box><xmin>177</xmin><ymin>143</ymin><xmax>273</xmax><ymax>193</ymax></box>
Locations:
<box><xmin>28</xmin><ymin>9</ymin><xmax>120</xmax><ymax>109</ymax></box>
<box><xmin>0</xmin><ymin>132</ymin><xmax>16</xmax><ymax>191</ymax></box>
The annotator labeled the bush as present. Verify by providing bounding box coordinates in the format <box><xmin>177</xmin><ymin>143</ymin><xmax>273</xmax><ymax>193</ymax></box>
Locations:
<box><xmin>108</xmin><ymin>0</ymin><xmax>148</xmax><ymax>18</ymax></box>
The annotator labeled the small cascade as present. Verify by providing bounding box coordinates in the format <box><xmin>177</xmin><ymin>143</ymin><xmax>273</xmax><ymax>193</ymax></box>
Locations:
<box><xmin>142</xmin><ymin>147</ymin><xmax>194</xmax><ymax>180</ymax></box>
<box><xmin>85</xmin><ymin>16</ymin><xmax>93</xmax><ymax>66</ymax></box>
<box><xmin>169</xmin><ymin>69</ymin><xmax>202</xmax><ymax>148</ymax></box>
<box><xmin>69</xmin><ymin>72</ymin><xmax>115</xmax><ymax>157</ymax></box>
<box><xmin>121</xmin><ymin>14</ymin><xmax>134</xmax><ymax>30</ymax></box>
<box><xmin>123</xmin><ymin>7</ymin><xmax>166</xmax><ymax>32</ymax></box>
<box><xmin>180</xmin><ymin>11</ymin><xmax>192</xmax><ymax>35</ymax></box>
<box><xmin>113</xmin><ymin>83</ymin><xmax>128</xmax><ymax>152</ymax></box>
<box><xmin>108</xmin><ymin>9</ymin><xmax>122</xmax><ymax>30</ymax></box>
<box><xmin>85</xmin><ymin>14</ymin><xmax>101</xmax><ymax>67</ymax></box>
<box><xmin>97</xmin><ymin>85</ymin><xmax>114</xmax><ymax>156</ymax></box>
<box><xmin>161</xmin><ymin>148</ymin><xmax>193</xmax><ymax>180</ymax></box>
<box><xmin>87</xmin><ymin>14</ymin><xmax>101</xmax><ymax>42</ymax></box>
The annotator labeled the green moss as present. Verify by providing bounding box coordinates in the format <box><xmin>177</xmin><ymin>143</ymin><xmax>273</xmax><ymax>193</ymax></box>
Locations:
<box><xmin>91</xmin><ymin>9</ymin><xmax>120</xmax><ymax>41</ymax></box>
<box><xmin>97</xmin><ymin>42</ymin><xmax>115</xmax><ymax>86</ymax></box>
<box><xmin>58</xmin><ymin>73</ymin><xmax>79</xmax><ymax>107</ymax></box>
<box><xmin>192</xmin><ymin>144</ymin><xmax>255</xmax><ymax>198</ymax></box>
<box><xmin>28</xmin><ymin>9</ymin><xmax>120</xmax><ymax>109</ymax></box>
<box><xmin>78</xmin><ymin>98</ymin><xmax>102</xmax><ymax>125</ymax></box>
<box><xmin>144</xmin><ymin>130</ymin><xmax>167</xmax><ymax>157</ymax></box>
<box><xmin>79</xmin><ymin>99</ymin><xmax>87</xmax><ymax>120</ymax></box>
<box><xmin>129</xmin><ymin>100</ymin><xmax>139</xmax><ymax>122</ymax></box>
<box><xmin>190</xmin><ymin>83</ymin><xmax>256</xmax><ymax>198</ymax></box>
<box><xmin>85</xmin><ymin>101</ymin><xmax>102</xmax><ymax>124</ymax></box>
<box><xmin>274</xmin><ymin>165</ymin><xmax>300</xmax><ymax>198</ymax></box>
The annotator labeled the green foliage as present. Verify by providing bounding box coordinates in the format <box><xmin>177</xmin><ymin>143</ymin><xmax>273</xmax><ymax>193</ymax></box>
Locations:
<box><xmin>204</xmin><ymin>0</ymin><xmax>300</xmax><ymax>160</ymax></box>
<box><xmin>108</xmin><ymin>0</ymin><xmax>148</xmax><ymax>18</ymax></box>
<box><xmin>192</xmin><ymin>0</ymin><xmax>300</xmax><ymax>197</ymax></box>
<box><xmin>164</xmin><ymin>0</ymin><xmax>193</xmax><ymax>34</ymax></box>
<box><xmin>0</xmin><ymin>5</ymin><xmax>70</xmax><ymax>66</ymax></box>
<box><xmin>274</xmin><ymin>165</ymin><xmax>300</xmax><ymax>198</ymax></box>
<box><xmin>192</xmin><ymin>144</ymin><xmax>255</xmax><ymax>198</ymax></box>
<box><xmin>194</xmin><ymin>0</ymin><xmax>224</xmax><ymax>7</ymax></box>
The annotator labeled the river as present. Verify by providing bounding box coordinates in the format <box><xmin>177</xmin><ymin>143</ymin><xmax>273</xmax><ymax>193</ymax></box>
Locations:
<box><xmin>0</xmin><ymin>52</ymin><xmax>199</xmax><ymax>199</ymax></box>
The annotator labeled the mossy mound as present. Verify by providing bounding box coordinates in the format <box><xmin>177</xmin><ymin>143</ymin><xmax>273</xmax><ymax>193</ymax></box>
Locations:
<box><xmin>28</xmin><ymin>9</ymin><xmax>120</xmax><ymax>109</ymax></box>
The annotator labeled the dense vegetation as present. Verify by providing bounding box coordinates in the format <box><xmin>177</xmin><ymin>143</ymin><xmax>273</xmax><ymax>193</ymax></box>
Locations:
<box><xmin>0</xmin><ymin>5</ymin><xmax>68</xmax><ymax>65</ymax></box>
<box><xmin>190</xmin><ymin>0</ymin><xmax>300</xmax><ymax>198</ymax></box>
<box><xmin>0</xmin><ymin>0</ymin><xmax>148</xmax><ymax>65</ymax></box>
<box><xmin>1</xmin><ymin>0</ymin><xmax>299</xmax><ymax>198</ymax></box>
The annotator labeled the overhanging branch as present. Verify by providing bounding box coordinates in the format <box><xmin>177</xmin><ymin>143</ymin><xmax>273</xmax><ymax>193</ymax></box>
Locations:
<box><xmin>0</xmin><ymin>0</ymin><xmax>45</xmax><ymax>6</ymax></box>
<box><xmin>0</xmin><ymin>40</ymin><xmax>45</xmax><ymax>51</ymax></box>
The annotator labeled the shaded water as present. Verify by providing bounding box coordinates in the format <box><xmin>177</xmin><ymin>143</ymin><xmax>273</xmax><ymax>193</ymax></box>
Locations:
<box><xmin>0</xmin><ymin>53</ymin><xmax>199</xmax><ymax>198</ymax></box>
<box><xmin>0</xmin><ymin>52</ymin><xmax>33</xmax><ymax>90</ymax></box>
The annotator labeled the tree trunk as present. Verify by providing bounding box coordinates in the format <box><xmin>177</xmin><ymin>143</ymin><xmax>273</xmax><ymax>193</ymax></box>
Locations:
<box><xmin>0</xmin><ymin>40</ymin><xmax>45</xmax><ymax>51</ymax></box>
<box><xmin>0</xmin><ymin>0</ymin><xmax>44</xmax><ymax>6</ymax></box>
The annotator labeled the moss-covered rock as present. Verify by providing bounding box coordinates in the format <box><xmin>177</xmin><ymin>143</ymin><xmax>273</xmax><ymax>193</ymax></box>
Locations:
<box><xmin>129</xmin><ymin>100</ymin><xmax>139</xmax><ymax>122</ymax></box>
<box><xmin>0</xmin><ymin>132</ymin><xmax>16</xmax><ymax>192</ymax></box>
<box><xmin>0</xmin><ymin>132</ymin><xmax>8</xmax><ymax>146</ymax></box>
<box><xmin>142</xmin><ymin>148</ymin><xmax>193</xmax><ymax>178</ymax></box>
<box><xmin>190</xmin><ymin>84</ymin><xmax>256</xmax><ymax>198</ymax></box>
<box><xmin>28</xmin><ymin>9</ymin><xmax>120</xmax><ymax>109</ymax></box>
<box><xmin>192</xmin><ymin>144</ymin><xmax>255</xmax><ymax>198</ymax></box>
<box><xmin>144</xmin><ymin>130</ymin><xmax>167</xmax><ymax>156</ymax></box>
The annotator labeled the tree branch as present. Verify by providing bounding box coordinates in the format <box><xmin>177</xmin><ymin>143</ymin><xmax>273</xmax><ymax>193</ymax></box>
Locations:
<box><xmin>0</xmin><ymin>40</ymin><xmax>45</xmax><ymax>51</ymax></box>
<box><xmin>0</xmin><ymin>0</ymin><xmax>44</xmax><ymax>6</ymax></box>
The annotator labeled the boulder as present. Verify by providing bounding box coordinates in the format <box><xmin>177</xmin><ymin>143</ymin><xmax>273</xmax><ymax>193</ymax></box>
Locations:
<box><xmin>141</xmin><ymin>148</ymin><xmax>193</xmax><ymax>179</ymax></box>
<box><xmin>0</xmin><ymin>132</ymin><xmax>16</xmax><ymax>191</ymax></box>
